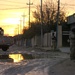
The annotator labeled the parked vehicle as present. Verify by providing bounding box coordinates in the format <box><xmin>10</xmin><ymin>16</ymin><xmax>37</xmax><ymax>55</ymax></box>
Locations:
<box><xmin>0</xmin><ymin>27</ymin><xmax>14</xmax><ymax>51</ymax></box>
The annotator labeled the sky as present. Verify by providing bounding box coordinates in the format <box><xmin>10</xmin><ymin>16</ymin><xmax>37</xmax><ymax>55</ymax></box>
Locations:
<box><xmin>0</xmin><ymin>0</ymin><xmax>75</xmax><ymax>36</ymax></box>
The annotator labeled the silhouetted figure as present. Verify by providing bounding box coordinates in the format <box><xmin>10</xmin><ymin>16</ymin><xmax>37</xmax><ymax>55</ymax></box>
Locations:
<box><xmin>52</xmin><ymin>32</ymin><xmax>56</xmax><ymax>50</ymax></box>
<box><xmin>70</xmin><ymin>27</ymin><xmax>75</xmax><ymax>60</ymax></box>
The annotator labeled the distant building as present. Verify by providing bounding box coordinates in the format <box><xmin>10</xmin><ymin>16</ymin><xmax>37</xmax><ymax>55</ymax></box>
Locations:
<box><xmin>67</xmin><ymin>13</ymin><xmax>75</xmax><ymax>25</ymax></box>
<box><xmin>67</xmin><ymin>13</ymin><xmax>75</xmax><ymax>32</ymax></box>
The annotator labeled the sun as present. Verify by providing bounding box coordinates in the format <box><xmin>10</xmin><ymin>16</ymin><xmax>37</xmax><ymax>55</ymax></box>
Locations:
<box><xmin>0</xmin><ymin>13</ymin><xmax>34</xmax><ymax>36</ymax></box>
<box><xmin>3</xmin><ymin>18</ymin><xmax>20</xmax><ymax>25</ymax></box>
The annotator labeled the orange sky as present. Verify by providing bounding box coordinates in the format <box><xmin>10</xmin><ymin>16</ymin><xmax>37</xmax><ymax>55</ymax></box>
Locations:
<box><xmin>0</xmin><ymin>0</ymin><xmax>75</xmax><ymax>36</ymax></box>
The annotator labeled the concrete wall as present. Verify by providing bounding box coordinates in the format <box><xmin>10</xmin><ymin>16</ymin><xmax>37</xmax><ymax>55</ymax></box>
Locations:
<box><xmin>43</xmin><ymin>33</ymin><xmax>48</xmax><ymax>47</ymax></box>
<box><xmin>31</xmin><ymin>35</ymin><xmax>41</xmax><ymax>47</ymax></box>
<box><xmin>31</xmin><ymin>33</ymin><xmax>53</xmax><ymax>47</ymax></box>
<box><xmin>15</xmin><ymin>30</ymin><xmax>62</xmax><ymax>48</ymax></box>
<box><xmin>43</xmin><ymin>33</ymin><xmax>52</xmax><ymax>47</ymax></box>
<box><xmin>48</xmin><ymin>33</ymin><xmax>52</xmax><ymax>47</ymax></box>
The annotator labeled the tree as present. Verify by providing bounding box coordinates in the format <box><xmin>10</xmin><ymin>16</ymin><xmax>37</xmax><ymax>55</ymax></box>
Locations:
<box><xmin>23</xmin><ymin>1</ymin><xmax>67</xmax><ymax>39</ymax></box>
<box><xmin>32</xmin><ymin>1</ymin><xmax>66</xmax><ymax>32</ymax></box>
<box><xmin>23</xmin><ymin>22</ymin><xmax>41</xmax><ymax>39</ymax></box>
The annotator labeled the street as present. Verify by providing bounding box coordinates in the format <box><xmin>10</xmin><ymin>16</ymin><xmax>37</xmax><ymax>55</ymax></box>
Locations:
<box><xmin>0</xmin><ymin>45</ymin><xmax>70</xmax><ymax>75</ymax></box>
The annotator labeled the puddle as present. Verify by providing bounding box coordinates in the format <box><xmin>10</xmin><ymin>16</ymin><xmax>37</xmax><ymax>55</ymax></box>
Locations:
<box><xmin>9</xmin><ymin>54</ymin><xmax>24</xmax><ymax>62</ymax></box>
<box><xmin>0</xmin><ymin>53</ymin><xmax>34</xmax><ymax>63</ymax></box>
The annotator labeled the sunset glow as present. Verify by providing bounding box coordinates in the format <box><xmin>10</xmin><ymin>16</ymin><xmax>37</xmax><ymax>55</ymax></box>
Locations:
<box><xmin>0</xmin><ymin>0</ymin><xmax>75</xmax><ymax>36</ymax></box>
<box><xmin>3</xmin><ymin>18</ymin><xmax>20</xmax><ymax>25</ymax></box>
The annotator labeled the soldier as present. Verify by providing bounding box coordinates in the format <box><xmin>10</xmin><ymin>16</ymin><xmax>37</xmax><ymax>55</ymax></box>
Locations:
<box><xmin>70</xmin><ymin>27</ymin><xmax>75</xmax><ymax>60</ymax></box>
<box><xmin>52</xmin><ymin>32</ymin><xmax>56</xmax><ymax>50</ymax></box>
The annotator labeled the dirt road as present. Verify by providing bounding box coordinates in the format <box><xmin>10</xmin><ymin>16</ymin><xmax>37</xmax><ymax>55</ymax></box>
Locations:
<box><xmin>0</xmin><ymin>45</ymin><xmax>71</xmax><ymax>75</ymax></box>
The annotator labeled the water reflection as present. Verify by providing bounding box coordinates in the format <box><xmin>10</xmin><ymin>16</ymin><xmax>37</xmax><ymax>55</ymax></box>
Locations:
<box><xmin>9</xmin><ymin>54</ymin><xmax>24</xmax><ymax>62</ymax></box>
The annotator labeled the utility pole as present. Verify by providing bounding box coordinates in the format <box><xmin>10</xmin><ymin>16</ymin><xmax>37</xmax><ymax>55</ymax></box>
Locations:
<box><xmin>18</xmin><ymin>24</ymin><xmax>19</xmax><ymax>35</ymax></box>
<box><xmin>18</xmin><ymin>24</ymin><xmax>19</xmax><ymax>45</ymax></box>
<box><xmin>40</xmin><ymin>0</ymin><xmax>43</xmax><ymax>47</ymax></box>
<box><xmin>27</xmin><ymin>0</ymin><xmax>33</xmax><ymax>28</ymax></box>
<box><xmin>56</xmin><ymin>0</ymin><xmax>60</xmax><ymax>48</ymax></box>
<box><xmin>46</xmin><ymin>5</ymin><xmax>50</xmax><ymax>47</ymax></box>
<box><xmin>22</xmin><ymin>13</ymin><xmax>25</xmax><ymax>30</ymax></box>
<box><xmin>19</xmin><ymin>19</ymin><xmax>22</xmax><ymax>34</ymax></box>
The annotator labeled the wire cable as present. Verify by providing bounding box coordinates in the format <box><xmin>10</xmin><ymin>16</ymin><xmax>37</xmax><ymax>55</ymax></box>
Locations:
<box><xmin>0</xmin><ymin>6</ymin><xmax>35</xmax><ymax>10</ymax></box>
<box><xmin>61</xmin><ymin>3</ymin><xmax>75</xmax><ymax>6</ymax></box>
<box><xmin>0</xmin><ymin>3</ymin><xmax>25</xmax><ymax>7</ymax></box>
<box><xmin>0</xmin><ymin>0</ymin><xmax>26</xmax><ymax>5</ymax></box>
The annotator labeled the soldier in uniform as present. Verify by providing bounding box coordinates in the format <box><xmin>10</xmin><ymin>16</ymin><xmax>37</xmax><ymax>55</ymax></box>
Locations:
<box><xmin>70</xmin><ymin>27</ymin><xmax>75</xmax><ymax>60</ymax></box>
<box><xmin>52</xmin><ymin>32</ymin><xmax>56</xmax><ymax>50</ymax></box>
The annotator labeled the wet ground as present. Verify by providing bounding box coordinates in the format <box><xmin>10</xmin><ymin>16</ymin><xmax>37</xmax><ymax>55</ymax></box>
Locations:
<box><xmin>0</xmin><ymin>45</ymin><xmax>70</xmax><ymax>75</ymax></box>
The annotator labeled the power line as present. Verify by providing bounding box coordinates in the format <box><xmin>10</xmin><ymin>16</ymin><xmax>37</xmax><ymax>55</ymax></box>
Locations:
<box><xmin>0</xmin><ymin>0</ymin><xmax>26</xmax><ymax>5</ymax></box>
<box><xmin>60</xmin><ymin>3</ymin><xmax>75</xmax><ymax>9</ymax></box>
<box><xmin>0</xmin><ymin>7</ymin><xmax>28</xmax><ymax>10</ymax></box>
<box><xmin>61</xmin><ymin>3</ymin><xmax>75</xmax><ymax>6</ymax></box>
<box><xmin>0</xmin><ymin>6</ymin><xmax>35</xmax><ymax>10</ymax></box>
<box><xmin>0</xmin><ymin>3</ymin><xmax>26</xmax><ymax>7</ymax></box>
